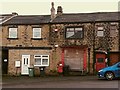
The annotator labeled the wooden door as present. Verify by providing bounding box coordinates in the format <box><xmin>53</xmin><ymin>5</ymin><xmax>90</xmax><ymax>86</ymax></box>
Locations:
<box><xmin>96</xmin><ymin>53</ymin><xmax>106</xmax><ymax>71</ymax></box>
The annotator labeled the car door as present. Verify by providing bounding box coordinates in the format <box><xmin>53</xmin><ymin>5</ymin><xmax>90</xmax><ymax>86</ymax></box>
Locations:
<box><xmin>115</xmin><ymin>63</ymin><xmax>120</xmax><ymax>77</ymax></box>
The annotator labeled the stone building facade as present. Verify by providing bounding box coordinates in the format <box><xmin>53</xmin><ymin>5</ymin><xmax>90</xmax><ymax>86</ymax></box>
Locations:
<box><xmin>49</xmin><ymin>22</ymin><xmax>119</xmax><ymax>73</ymax></box>
<box><xmin>1</xmin><ymin>3</ymin><xmax>120</xmax><ymax>75</ymax></box>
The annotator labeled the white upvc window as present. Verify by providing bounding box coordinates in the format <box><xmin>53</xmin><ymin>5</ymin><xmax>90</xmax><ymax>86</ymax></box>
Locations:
<box><xmin>97</xmin><ymin>26</ymin><xmax>104</xmax><ymax>37</ymax></box>
<box><xmin>33</xmin><ymin>28</ymin><xmax>41</xmax><ymax>38</ymax></box>
<box><xmin>34</xmin><ymin>55</ymin><xmax>49</xmax><ymax>66</ymax></box>
<box><xmin>9</xmin><ymin>28</ymin><xmax>18</xmax><ymax>38</ymax></box>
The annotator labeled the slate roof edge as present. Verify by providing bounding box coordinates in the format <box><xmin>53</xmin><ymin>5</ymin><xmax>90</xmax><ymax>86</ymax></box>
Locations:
<box><xmin>2</xmin><ymin>11</ymin><xmax>120</xmax><ymax>25</ymax></box>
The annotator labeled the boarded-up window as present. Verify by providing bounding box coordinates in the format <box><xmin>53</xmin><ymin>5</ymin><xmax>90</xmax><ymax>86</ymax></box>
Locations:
<box><xmin>110</xmin><ymin>25</ymin><xmax>117</xmax><ymax>37</ymax></box>
<box><xmin>64</xmin><ymin>48</ymin><xmax>84</xmax><ymax>71</ymax></box>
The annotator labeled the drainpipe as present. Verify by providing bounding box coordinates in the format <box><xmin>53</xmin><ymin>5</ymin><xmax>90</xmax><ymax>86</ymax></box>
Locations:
<box><xmin>119</xmin><ymin>20</ymin><xmax>120</xmax><ymax>62</ymax></box>
<box><xmin>106</xmin><ymin>48</ymin><xmax>110</xmax><ymax>66</ymax></box>
<box><xmin>92</xmin><ymin>22</ymin><xmax>96</xmax><ymax>74</ymax></box>
<box><xmin>88</xmin><ymin>47</ymin><xmax>90</xmax><ymax>74</ymax></box>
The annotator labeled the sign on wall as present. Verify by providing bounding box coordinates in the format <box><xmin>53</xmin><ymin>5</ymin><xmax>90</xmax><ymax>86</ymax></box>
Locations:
<box><xmin>15</xmin><ymin>60</ymin><xmax>20</xmax><ymax>67</ymax></box>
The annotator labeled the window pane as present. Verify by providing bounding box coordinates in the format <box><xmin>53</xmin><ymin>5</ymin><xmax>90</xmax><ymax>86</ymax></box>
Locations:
<box><xmin>98</xmin><ymin>27</ymin><xmax>103</xmax><ymax>30</ymax></box>
<box><xmin>66</xmin><ymin>31</ymin><xmax>74</xmax><ymax>38</ymax></box>
<box><xmin>42</xmin><ymin>55</ymin><xmax>48</xmax><ymax>57</ymax></box>
<box><xmin>42</xmin><ymin>59</ymin><xmax>48</xmax><ymax>65</ymax></box>
<box><xmin>75</xmin><ymin>28</ymin><xmax>82</xmax><ymax>31</ymax></box>
<box><xmin>35</xmin><ymin>58</ymin><xmax>41</xmax><ymax>65</ymax></box>
<box><xmin>97</xmin><ymin>30</ymin><xmax>104</xmax><ymax>37</ymax></box>
<box><xmin>9</xmin><ymin>28</ymin><xmax>17</xmax><ymax>38</ymax></box>
<box><xmin>75</xmin><ymin>28</ymin><xmax>83</xmax><ymax>38</ymax></box>
<box><xmin>69</xmin><ymin>28</ymin><xmax>74</xmax><ymax>31</ymax></box>
<box><xmin>66</xmin><ymin>28</ymin><xmax>74</xmax><ymax>38</ymax></box>
<box><xmin>33</xmin><ymin>28</ymin><xmax>41</xmax><ymax>38</ymax></box>
<box><xmin>35</xmin><ymin>55</ymin><xmax>41</xmax><ymax>58</ymax></box>
<box><xmin>97</xmin><ymin>58</ymin><xmax>104</xmax><ymax>63</ymax></box>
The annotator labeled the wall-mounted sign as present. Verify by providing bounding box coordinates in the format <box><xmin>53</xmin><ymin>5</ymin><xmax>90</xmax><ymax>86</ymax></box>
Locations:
<box><xmin>15</xmin><ymin>61</ymin><xmax>20</xmax><ymax>67</ymax></box>
<box><xmin>4</xmin><ymin>59</ymin><xmax>7</xmax><ymax>62</ymax></box>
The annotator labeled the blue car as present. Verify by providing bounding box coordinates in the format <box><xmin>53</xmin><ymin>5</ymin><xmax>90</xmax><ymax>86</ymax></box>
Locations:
<box><xmin>98</xmin><ymin>62</ymin><xmax>120</xmax><ymax>80</ymax></box>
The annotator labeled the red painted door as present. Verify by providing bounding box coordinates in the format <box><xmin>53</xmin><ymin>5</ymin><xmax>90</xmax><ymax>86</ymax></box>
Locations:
<box><xmin>96</xmin><ymin>53</ymin><xmax>106</xmax><ymax>71</ymax></box>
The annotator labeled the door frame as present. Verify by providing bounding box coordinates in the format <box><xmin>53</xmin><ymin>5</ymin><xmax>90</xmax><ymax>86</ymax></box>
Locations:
<box><xmin>95</xmin><ymin>52</ymin><xmax>106</xmax><ymax>71</ymax></box>
<box><xmin>2</xmin><ymin>49</ymin><xmax>9</xmax><ymax>74</ymax></box>
<box><xmin>21</xmin><ymin>55</ymin><xmax>30</xmax><ymax>75</ymax></box>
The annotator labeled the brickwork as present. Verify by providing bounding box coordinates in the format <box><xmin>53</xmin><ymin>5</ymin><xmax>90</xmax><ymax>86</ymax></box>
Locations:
<box><xmin>50</xmin><ymin>22</ymin><xmax>119</xmax><ymax>73</ymax></box>
<box><xmin>1</xmin><ymin>18</ymin><xmax>119</xmax><ymax>75</ymax></box>
<box><xmin>50</xmin><ymin>22</ymin><xmax>119</xmax><ymax>51</ymax></box>
<box><xmin>8</xmin><ymin>49</ymin><xmax>53</xmax><ymax>75</ymax></box>
<box><xmin>2</xmin><ymin>25</ymin><xmax>50</xmax><ymax>47</ymax></box>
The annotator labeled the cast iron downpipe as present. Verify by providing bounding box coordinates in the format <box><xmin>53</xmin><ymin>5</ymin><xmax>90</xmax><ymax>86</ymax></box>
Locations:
<box><xmin>119</xmin><ymin>20</ymin><xmax>120</xmax><ymax>62</ymax></box>
<box><xmin>92</xmin><ymin>22</ymin><xmax>96</xmax><ymax>74</ymax></box>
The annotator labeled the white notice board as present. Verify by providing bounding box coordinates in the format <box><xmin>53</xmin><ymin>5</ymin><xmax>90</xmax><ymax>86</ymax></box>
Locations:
<box><xmin>15</xmin><ymin>61</ymin><xmax>20</xmax><ymax>67</ymax></box>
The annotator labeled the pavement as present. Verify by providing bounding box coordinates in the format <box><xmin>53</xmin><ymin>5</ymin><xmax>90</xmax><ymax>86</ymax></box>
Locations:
<box><xmin>2</xmin><ymin>75</ymin><xmax>98</xmax><ymax>85</ymax></box>
<box><xmin>1</xmin><ymin>75</ymin><xmax>120</xmax><ymax>90</ymax></box>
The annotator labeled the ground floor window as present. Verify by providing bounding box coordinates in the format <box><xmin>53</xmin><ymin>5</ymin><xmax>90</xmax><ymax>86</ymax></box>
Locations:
<box><xmin>34</xmin><ymin>55</ymin><xmax>49</xmax><ymax>66</ymax></box>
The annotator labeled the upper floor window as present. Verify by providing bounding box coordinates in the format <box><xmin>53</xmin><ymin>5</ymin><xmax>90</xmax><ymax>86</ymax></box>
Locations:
<box><xmin>33</xmin><ymin>28</ymin><xmax>41</xmax><ymax>38</ymax></box>
<box><xmin>66</xmin><ymin>27</ymin><xmax>84</xmax><ymax>39</ymax></box>
<box><xmin>110</xmin><ymin>25</ymin><xmax>117</xmax><ymax>37</ymax></box>
<box><xmin>97</xmin><ymin>26</ymin><xmax>104</xmax><ymax>37</ymax></box>
<box><xmin>9</xmin><ymin>27</ymin><xmax>18</xmax><ymax>38</ymax></box>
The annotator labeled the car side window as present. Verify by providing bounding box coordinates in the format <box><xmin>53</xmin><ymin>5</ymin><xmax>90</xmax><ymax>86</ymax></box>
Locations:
<box><xmin>117</xmin><ymin>63</ymin><xmax>120</xmax><ymax>67</ymax></box>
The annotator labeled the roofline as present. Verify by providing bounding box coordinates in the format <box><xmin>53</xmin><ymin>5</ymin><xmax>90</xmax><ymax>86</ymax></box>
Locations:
<box><xmin>61</xmin><ymin>11</ymin><xmax>120</xmax><ymax>15</ymax></box>
<box><xmin>50</xmin><ymin>20</ymin><xmax>120</xmax><ymax>24</ymax></box>
<box><xmin>2</xmin><ymin>11</ymin><xmax>120</xmax><ymax>25</ymax></box>
<box><xmin>2</xmin><ymin>20</ymin><xmax>120</xmax><ymax>26</ymax></box>
<box><xmin>0</xmin><ymin>14</ymin><xmax>18</xmax><ymax>25</ymax></box>
<box><xmin>2</xmin><ymin>23</ymin><xmax>49</xmax><ymax>26</ymax></box>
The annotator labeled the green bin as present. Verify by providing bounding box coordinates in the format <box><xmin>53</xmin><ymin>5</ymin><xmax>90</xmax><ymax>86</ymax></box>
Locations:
<box><xmin>28</xmin><ymin>67</ymin><xmax>34</xmax><ymax>77</ymax></box>
<box><xmin>39</xmin><ymin>67</ymin><xmax>46</xmax><ymax>76</ymax></box>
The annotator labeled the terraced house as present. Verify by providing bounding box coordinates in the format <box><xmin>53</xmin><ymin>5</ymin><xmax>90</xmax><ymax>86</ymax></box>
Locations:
<box><xmin>1</xmin><ymin>2</ymin><xmax>120</xmax><ymax>76</ymax></box>
<box><xmin>0</xmin><ymin>13</ymin><xmax>18</xmax><ymax>74</ymax></box>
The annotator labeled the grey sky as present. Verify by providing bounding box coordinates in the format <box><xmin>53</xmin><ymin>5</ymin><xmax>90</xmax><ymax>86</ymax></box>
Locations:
<box><xmin>0</xmin><ymin>0</ymin><xmax>119</xmax><ymax>15</ymax></box>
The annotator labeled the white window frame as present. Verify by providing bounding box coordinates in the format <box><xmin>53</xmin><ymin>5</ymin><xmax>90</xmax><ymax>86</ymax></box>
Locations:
<box><xmin>34</xmin><ymin>55</ymin><xmax>49</xmax><ymax>67</ymax></box>
<box><xmin>97</xmin><ymin>26</ymin><xmax>104</xmax><ymax>37</ymax></box>
<box><xmin>9</xmin><ymin>27</ymin><xmax>18</xmax><ymax>38</ymax></box>
<box><xmin>33</xmin><ymin>28</ymin><xmax>41</xmax><ymax>38</ymax></box>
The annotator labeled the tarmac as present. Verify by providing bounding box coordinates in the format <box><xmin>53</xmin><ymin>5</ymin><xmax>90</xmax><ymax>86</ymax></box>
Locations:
<box><xmin>1</xmin><ymin>75</ymin><xmax>120</xmax><ymax>90</ymax></box>
<box><xmin>2</xmin><ymin>75</ymin><xmax>98</xmax><ymax>85</ymax></box>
